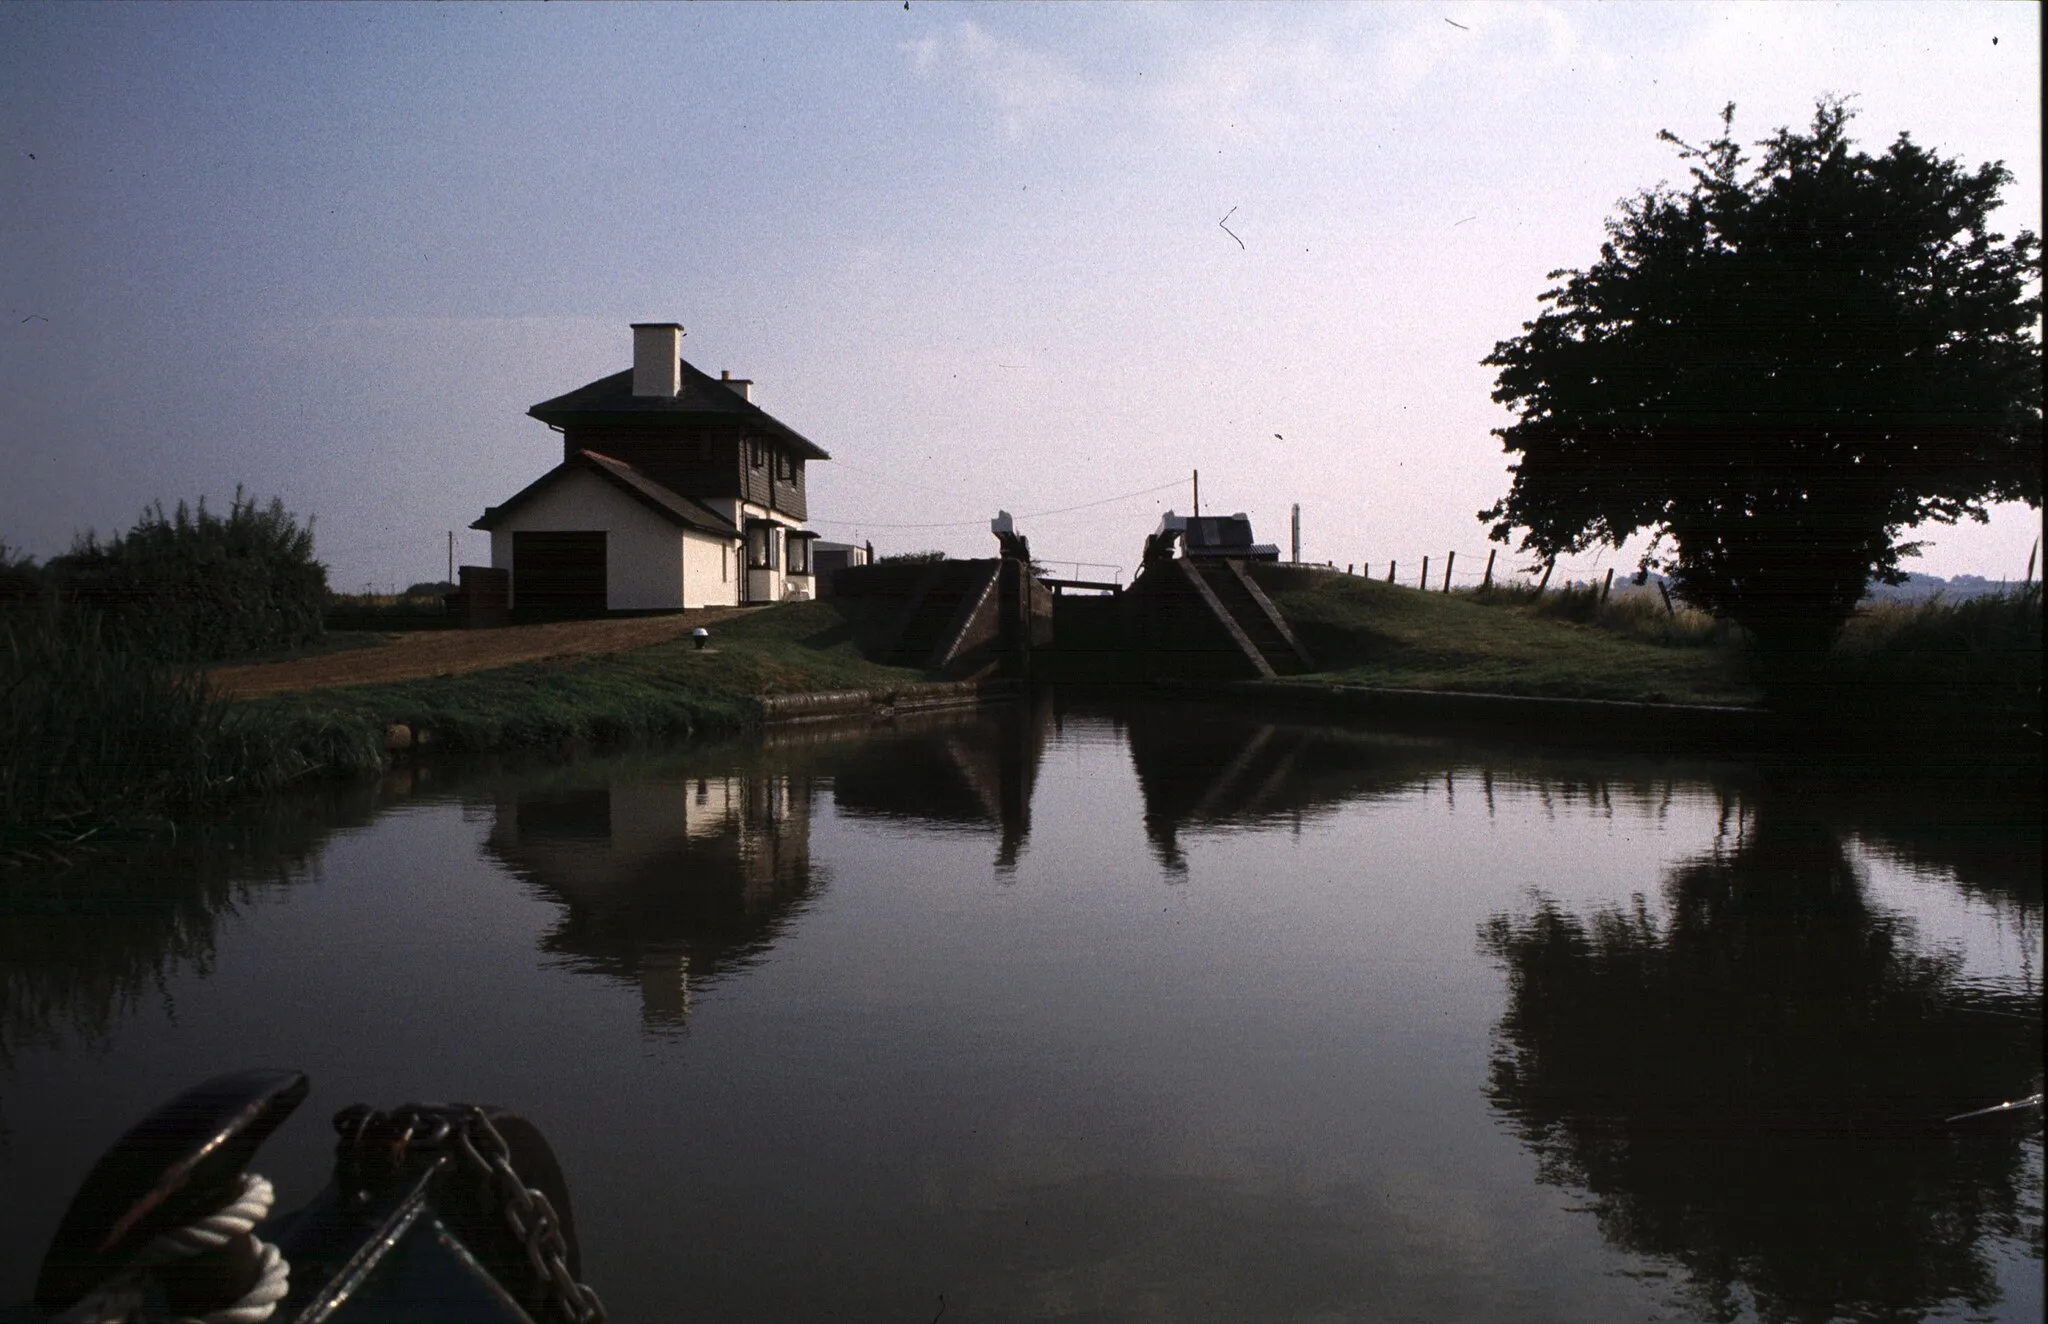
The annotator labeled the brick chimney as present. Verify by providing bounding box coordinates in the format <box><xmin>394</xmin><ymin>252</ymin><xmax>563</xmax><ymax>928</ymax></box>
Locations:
<box><xmin>720</xmin><ymin>369</ymin><xmax>753</xmax><ymax>403</ymax></box>
<box><xmin>631</xmin><ymin>322</ymin><xmax>682</xmax><ymax>397</ymax></box>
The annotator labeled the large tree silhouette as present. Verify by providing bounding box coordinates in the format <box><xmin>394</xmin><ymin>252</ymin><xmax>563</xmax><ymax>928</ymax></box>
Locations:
<box><xmin>1482</xmin><ymin>100</ymin><xmax>2041</xmax><ymax>653</ymax></box>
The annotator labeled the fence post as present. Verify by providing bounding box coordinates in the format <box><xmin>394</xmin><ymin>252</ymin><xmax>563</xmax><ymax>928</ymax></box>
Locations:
<box><xmin>1387</xmin><ymin>561</ymin><xmax>1396</xmax><ymax>584</ymax></box>
<box><xmin>1482</xmin><ymin>548</ymin><xmax>1496</xmax><ymax>590</ymax></box>
<box><xmin>1420</xmin><ymin>555</ymin><xmax>1429</xmax><ymax>591</ymax></box>
<box><xmin>1443</xmin><ymin>550</ymin><xmax>1455</xmax><ymax>592</ymax></box>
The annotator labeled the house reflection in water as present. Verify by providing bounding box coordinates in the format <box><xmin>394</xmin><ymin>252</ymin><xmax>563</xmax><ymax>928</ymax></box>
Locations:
<box><xmin>483</xmin><ymin>772</ymin><xmax>818</xmax><ymax>1033</ymax></box>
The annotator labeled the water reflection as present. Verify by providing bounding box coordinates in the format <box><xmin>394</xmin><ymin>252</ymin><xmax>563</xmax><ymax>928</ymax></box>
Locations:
<box><xmin>0</xmin><ymin>773</ymin><xmax>411</xmax><ymax>1064</ymax></box>
<box><xmin>1481</xmin><ymin>804</ymin><xmax>2044</xmax><ymax>1321</ymax></box>
<box><xmin>831</xmin><ymin>701</ymin><xmax>1051</xmax><ymax>870</ymax></box>
<box><xmin>1120</xmin><ymin>707</ymin><xmax>1445</xmax><ymax>872</ymax></box>
<box><xmin>482</xmin><ymin>767</ymin><xmax>819</xmax><ymax>1033</ymax></box>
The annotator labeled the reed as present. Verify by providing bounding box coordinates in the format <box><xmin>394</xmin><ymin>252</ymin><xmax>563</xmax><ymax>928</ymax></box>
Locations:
<box><xmin>0</xmin><ymin>604</ymin><xmax>382</xmax><ymax>853</ymax></box>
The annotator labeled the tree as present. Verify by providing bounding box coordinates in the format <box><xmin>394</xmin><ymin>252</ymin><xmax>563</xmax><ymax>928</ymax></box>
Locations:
<box><xmin>1481</xmin><ymin>100</ymin><xmax>2041</xmax><ymax>653</ymax></box>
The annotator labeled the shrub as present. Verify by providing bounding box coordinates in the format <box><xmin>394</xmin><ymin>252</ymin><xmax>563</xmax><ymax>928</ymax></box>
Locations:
<box><xmin>46</xmin><ymin>488</ymin><xmax>326</xmax><ymax>662</ymax></box>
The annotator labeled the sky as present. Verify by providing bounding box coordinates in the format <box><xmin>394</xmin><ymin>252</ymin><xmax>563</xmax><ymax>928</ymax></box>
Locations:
<box><xmin>2</xmin><ymin>1</ymin><xmax>2040</xmax><ymax>592</ymax></box>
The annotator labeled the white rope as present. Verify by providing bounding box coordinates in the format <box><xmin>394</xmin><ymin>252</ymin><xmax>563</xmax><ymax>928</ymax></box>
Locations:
<box><xmin>54</xmin><ymin>1172</ymin><xmax>290</xmax><ymax>1324</ymax></box>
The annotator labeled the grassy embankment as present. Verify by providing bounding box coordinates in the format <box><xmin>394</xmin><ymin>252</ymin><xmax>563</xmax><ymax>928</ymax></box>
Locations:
<box><xmin>1</xmin><ymin>599</ymin><xmax>922</xmax><ymax>857</ymax></box>
<box><xmin>1257</xmin><ymin>565</ymin><xmax>2041</xmax><ymax>757</ymax></box>
<box><xmin>245</xmin><ymin>597</ymin><xmax>921</xmax><ymax>753</ymax></box>
<box><xmin>1254</xmin><ymin>566</ymin><xmax>1759</xmax><ymax>705</ymax></box>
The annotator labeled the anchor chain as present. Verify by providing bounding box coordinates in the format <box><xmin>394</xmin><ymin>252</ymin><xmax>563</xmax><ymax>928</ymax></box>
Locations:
<box><xmin>332</xmin><ymin>1105</ymin><xmax>605</xmax><ymax>1324</ymax></box>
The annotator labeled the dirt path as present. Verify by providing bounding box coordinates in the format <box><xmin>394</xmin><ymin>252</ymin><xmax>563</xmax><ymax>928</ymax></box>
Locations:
<box><xmin>210</xmin><ymin>607</ymin><xmax>751</xmax><ymax>698</ymax></box>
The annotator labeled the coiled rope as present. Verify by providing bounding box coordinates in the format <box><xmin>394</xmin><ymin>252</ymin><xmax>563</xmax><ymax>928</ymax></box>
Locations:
<box><xmin>53</xmin><ymin>1172</ymin><xmax>290</xmax><ymax>1324</ymax></box>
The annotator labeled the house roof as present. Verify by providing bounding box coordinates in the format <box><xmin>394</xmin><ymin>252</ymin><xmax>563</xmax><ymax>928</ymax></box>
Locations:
<box><xmin>472</xmin><ymin>450</ymin><xmax>740</xmax><ymax>536</ymax></box>
<box><xmin>528</xmin><ymin>358</ymin><xmax>831</xmax><ymax>461</ymax></box>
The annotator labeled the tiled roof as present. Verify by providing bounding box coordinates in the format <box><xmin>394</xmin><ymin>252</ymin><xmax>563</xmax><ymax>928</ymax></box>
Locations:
<box><xmin>472</xmin><ymin>451</ymin><xmax>739</xmax><ymax>536</ymax></box>
<box><xmin>527</xmin><ymin>358</ymin><xmax>830</xmax><ymax>460</ymax></box>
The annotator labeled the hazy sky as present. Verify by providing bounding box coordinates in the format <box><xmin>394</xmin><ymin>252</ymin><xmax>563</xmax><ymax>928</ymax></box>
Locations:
<box><xmin>3</xmin><ymin>2</ymin><xmax>2040</xmax><ymax>590</ymax></box>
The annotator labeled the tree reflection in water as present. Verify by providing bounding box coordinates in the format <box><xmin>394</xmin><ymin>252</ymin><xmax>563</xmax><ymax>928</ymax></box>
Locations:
<box><xmin>1481</xmin><ymin>807</ymin><xmax>2044</xmax><ymax>1322</ymax></box>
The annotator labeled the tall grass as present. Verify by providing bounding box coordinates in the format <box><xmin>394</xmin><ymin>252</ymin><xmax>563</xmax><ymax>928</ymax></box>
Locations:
<box><xmin>1</xmin><ymin>604</ymin><xmax>382</xmax><ymax>853</ymax></box>
<box><xmin>1817</xmin><ymin>585</ymin><xmax>2042</xmax><ymax>755</ymax></box>
<box><xmin>1469</xmin><ymin>581</ymin><xmax>1731</xmax><ymax>647</ymax></box>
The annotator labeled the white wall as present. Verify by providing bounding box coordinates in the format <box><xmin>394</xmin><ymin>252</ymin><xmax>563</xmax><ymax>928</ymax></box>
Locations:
<box><xmin>487</xmin><ymin>468</ymin><xmax>683</xmax><ymax>610</ymax></box>
<box><xmin>682</xmin><ymin>526</ymin><xmax>737</xmax><ymax>608</ymax></box>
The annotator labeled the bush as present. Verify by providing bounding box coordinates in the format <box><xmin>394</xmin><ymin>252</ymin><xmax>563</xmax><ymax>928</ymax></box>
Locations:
<box><xmin>0</xmin><ymin>542</ymin><xmax>44</xmax><ymax>607</ymax></box>
<box><xmin>46</xmin><ymin>489</ymin><xmax>326</xmax><ymax>662</ymax></box>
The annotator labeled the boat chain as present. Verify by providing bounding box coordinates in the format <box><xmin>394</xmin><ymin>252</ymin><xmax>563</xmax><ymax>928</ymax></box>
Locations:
<box><xmin>332</xmin><ymin>1104</ymin><xmax>606</xmax><ymax>1324</ymax></box>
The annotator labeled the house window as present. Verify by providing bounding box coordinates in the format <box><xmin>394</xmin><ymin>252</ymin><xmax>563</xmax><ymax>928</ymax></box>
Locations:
<box><xmin>748</xmin><ymin>439</ymin><xmax>764</xmax><ymax>470</ymax></box>
<box><xmin>746</xmin><ymin>522</ymin><xmax>779</xmax><ymax>570</ymax></box>
<box><xmin>775</xmin><ymin>452</ymin><xmax>793</xmax><ymax>481</ymax></box>
<box><xmin>787</xmin><ymin>534</ymin><xmax>812</xmax><ymax>575</ymax></box>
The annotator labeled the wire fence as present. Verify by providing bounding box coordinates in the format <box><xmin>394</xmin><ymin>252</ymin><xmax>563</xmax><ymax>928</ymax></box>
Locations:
<box><xmin>1293</xmin><ymin>546</ymin><xmax>1668</xmax><ymax>598</ymax></box>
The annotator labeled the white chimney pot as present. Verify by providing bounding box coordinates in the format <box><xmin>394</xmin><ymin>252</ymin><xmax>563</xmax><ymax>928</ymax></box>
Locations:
<box><xmin>631</xmin><ymin>322</ymin><xmax>682</xmax><ymax>397</ymax></box>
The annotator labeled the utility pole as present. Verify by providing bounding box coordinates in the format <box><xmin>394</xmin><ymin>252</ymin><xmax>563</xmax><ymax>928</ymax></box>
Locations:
<box><xmin>1192</xmin><ymin>469</ymin><xmax>1201</xmax><ymax>518</ymax></box>
<box><xmin>447</xmin><ymin>531</ymin><xmax>454</xmax><ymax>585</ymax></box>
<box><xmin>1291</xmin><ymin>504</ymin><xmax>1300</xmax><ymax>564</ymax></box>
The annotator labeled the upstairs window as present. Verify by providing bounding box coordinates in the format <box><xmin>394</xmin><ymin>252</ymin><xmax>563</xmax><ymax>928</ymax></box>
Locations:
<box><xmin>748</xmin><ymin>438</ymin><xmax>764</xmax><ymax>470</ymax></box>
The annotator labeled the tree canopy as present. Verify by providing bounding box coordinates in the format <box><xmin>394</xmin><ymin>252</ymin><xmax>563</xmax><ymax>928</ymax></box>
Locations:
<box><xmin>1481</xmin><ymin>99</ymin><xmax>2042</xmax><ymax>651</ymax></box>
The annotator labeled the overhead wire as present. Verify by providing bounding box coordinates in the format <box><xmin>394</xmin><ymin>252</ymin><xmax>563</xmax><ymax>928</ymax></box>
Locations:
<box><xmin>804</xmin><ymin>477</ymin><xmax>1187</xmax><ymax>531</ymax></box>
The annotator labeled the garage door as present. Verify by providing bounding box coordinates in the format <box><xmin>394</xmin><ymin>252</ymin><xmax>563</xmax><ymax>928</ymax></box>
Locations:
<box><xmin>513</xmin><ymin>531</ymin><xmax>606</xmax><ymax>616</ymax></box>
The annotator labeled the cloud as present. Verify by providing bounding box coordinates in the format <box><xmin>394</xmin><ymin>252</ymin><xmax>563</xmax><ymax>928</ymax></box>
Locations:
<box><xmin>901</xmin><ymin>20</ymin><xmax>1094</xmax><ymax>141</ymax></box>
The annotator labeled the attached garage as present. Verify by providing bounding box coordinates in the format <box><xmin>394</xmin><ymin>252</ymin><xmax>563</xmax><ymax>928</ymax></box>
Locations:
<box><xmin>512</xmin><ymin>531</ymin><xmax>607</xmax><ymax>616</ymax></box>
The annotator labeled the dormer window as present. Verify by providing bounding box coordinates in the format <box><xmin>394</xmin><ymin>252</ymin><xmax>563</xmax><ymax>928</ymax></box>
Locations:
<box><xmin>748</xmin><ymin>439</ymin><xmax>764</xmax><ymax>470</ymax></box>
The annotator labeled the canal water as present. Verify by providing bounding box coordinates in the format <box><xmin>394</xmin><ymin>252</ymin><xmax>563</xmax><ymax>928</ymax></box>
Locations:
<box><xmin>2</xmin><ymin>699</ymin><xmax>2040</xmax><ymax>1322</ymax></box>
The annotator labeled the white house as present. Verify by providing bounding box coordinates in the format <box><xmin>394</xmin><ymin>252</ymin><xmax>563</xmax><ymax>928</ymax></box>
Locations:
<box><xmin>473</xmin><ymin>322</ymin><xmax>827</xmax><ymax>613</ymax></box>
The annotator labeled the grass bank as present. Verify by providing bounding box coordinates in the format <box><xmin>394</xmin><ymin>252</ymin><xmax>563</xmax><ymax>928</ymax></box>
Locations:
<box><xmin>1</xmin><ymin>605</ymin><xmax>386</xmax><ymax>859</ymax></box>
<box><xmin>3</xmin><ymin>600</ymin><xmax>923</xmax><ymax>857</ymax></box>
<box><xmin>1251</xmin><ymin>566</ymin><xmax>1759</xmax><ymax>705</ymax></box>
<box><xmin>1253</xmin><ymin>566</ymin><xmax>2040</xmax><ymax>760</ymax></box>
<box><xmin>243</xmin><ymin>598</ymin><xmax>923</xmax><ymax>757</ymax></box>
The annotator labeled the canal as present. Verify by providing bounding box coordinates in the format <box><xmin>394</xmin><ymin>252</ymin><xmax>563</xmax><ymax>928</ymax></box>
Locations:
<box><xmin>2</xmin><ymin>699</ymin><xmax>2040</xmax><ymax>1322</ymax></box>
